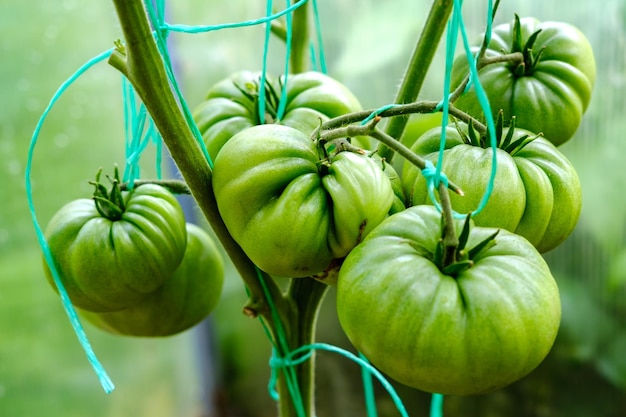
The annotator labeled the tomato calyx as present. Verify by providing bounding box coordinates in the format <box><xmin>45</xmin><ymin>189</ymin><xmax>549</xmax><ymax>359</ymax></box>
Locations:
<box><xmin>433</xmin><ymin>213</ymin><xmax>499</xmax><ymax>277</ymax></box>
<box><xmin>232</xmin><ymin>76</ymin><xmax>281</xmax><ymax>124</ymax></box>
<box><xmin>510</xmin><ymin>14</ymin><xmax>546</xmax><ymax>77</ymax></box>
<box><xmin>457</xmin><ymin>112</ymin><xmax>538</xmax><ymax>155</ymax></box>
<box><xmin>89</xmin><ymin>167</ymin><xmax>126</xmax><ymax>221</ymax></box>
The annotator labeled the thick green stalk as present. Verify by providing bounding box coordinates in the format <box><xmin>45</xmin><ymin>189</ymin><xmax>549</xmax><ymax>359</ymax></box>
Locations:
<box><xmin>274</xmin><ymin>279</ymin><xmax>328</xmax><ymax>417</ymax></box>
<box><xmin>289</xmin><ymin>0</ymin><xmax>310</xmax><ymax>73</ymax></box>
<box><xmin>108</xmin><ymin>0</ymin><xmax>286</xmax><ymax>322</ymax></box>
<box><xmin>379</xmin><ymin>0</ymin><xmax>454</xmax><ymax>161</ymax></box>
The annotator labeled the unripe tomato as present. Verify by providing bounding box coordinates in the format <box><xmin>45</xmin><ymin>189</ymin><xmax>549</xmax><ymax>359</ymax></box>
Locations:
<box><xmin>337</xmin><ymin>205</ymin><xmax>561</xmax><ymax>395</ymax></box>
<box><xmin>212</xmin><ymin>124</ymin><xmax>394</xmax><ymax>278</ymax></box>
<box><xmin>81</xmin><ymin>223</ymin><xmax>224</xmax><ymax>337</ymax></box>
<box><xmin>43</xmin><ymin>184</ymin><xmax>187</xmax><ymax>312</ymax></box>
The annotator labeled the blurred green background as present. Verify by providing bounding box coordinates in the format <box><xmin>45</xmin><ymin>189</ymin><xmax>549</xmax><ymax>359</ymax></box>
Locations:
<box><xmin>1</xmin><ymin>1</ymin><xmax>625</xmax><ymax>416</ymax></box>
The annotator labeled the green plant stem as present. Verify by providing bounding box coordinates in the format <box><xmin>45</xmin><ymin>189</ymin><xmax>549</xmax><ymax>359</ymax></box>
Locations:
<box><xmin>319</xmin><ymin>118</ymin><xmax>463</xmax><ymax>195</ymax></box>
<box><xmin>438</xmin><ymin>182</ymin><xmax>459</xmax><ymax>266</ymax></box>
<box><xmin>274</xmin><ymin>279</ymin><xmax>329</xmax><ymax>417</ymax></box>
<box><xmin>316</xmin><ymin>100</ymin><xmax>486</xmax><ymax>135</ymax></box>
<box><xmin>290</xmin><ymin>0</ymin><xmax>310</xmax><ymax>73</ymax></box>
<box><xmin>108</xmin><ymin>0</ymin><xmax>286</xmax><ymax>323</ymax></box>
<box><xmin>378</xmin><ymin>0</ymin><xmax>454</xmax><ymax>161</ymax></box>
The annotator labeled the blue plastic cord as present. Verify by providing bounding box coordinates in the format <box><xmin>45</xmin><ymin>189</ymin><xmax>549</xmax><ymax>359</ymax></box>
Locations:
<box><xmin>359</xmin><ymin>352</ymin><xmax>379</xmax><ymax>417</ymax></box>
<box><xmin>275</xmin><ymin>0</ymin><xmax>293</xmax><ymax>122</ymax></box>
<box><xmin>122</xmin><ymin>77</ymin><xmax>164</xmax><ymax>186</ymax></box>
<box><xmin>25</xmin><ymin>48</ymin><xmax>116</xmax><ymax>394</ymax></box>
<box><xmin>311</xmin><ymin>0</ymin><xmax>327</xmax><ymax>74</ymax></box>
<box><xmin>277</xmin><ymin>344</ymin><xmax>410</xmax><ymax>417</ymax></box>
<box><xmin>427</xmin><ymin>0</ymin><xmax>497</xmax><ymax>221</ymax></box>
<box><xmin>257</xmin><ymin>0</ymin><xmax>274</xmax><ymax>125</ymax></box>
<box><xmin>430</xmin><ymin>393</ymin><xmax>445</xmax><ymax>417</ymax></box>
<box><xmin>161</xmin><ymin>0</ymin><xmax>308</xmax><ymax>34</ymax></box>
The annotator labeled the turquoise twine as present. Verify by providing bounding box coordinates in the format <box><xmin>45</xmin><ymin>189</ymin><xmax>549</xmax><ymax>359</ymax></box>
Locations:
<box><xmin>430</xmin><ymin>393</ymin><xmax>444</xmax><ymax>417</ymax></box>
<box><xmin>429</xmin><ymin>0</ymin><xmax>497</xmax><ymax>220</ymax></box>
<box><xmin>276</xmin><ymin>343</ymin><xmax>411</xmax><ymax>417</ymax></box>
<box><xmin>122</xmin><ymin>77</ymin><xmax>163</xmax><ymax>186</ymax></box>
<box><xmin>360</xmin><ymin>103</ymin><xmax>401</xmax><ymax>125</ymax></box>
<box><xmin>24</xmin><ymin>48</ymin><xmax>115</xmax><ymax>394</ymax></box>
<box><xmin>359</xmin><ymin>352</ymin><xmax>378</xmax><ymax>417</ymax></box>
<box><xmin>161</xmin><ymin>0</ymin><xmax>308</xmax><ymax>35</ymax></box>
<box><xmin>275</xmin><ymin>0</ymin><xmax>293</xmax><ymax>122</ymax></box>
<box><xmin>257</xmin><ymin>0</ymin><xmax>274</xmax><ymax>125</ymax></box>
<box><xmin>310</xmin><ymin>0</ymin><xmax>327</xmax><ymax>74</ymax></box>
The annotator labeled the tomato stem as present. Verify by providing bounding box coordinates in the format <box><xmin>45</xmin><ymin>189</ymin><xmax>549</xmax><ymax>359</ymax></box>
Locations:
<box><xmin>378</xmin><ymin>0</ymin><xmax>455</xmax><ymax>161</ymax></box>
<box><xmin>289</xmin><ymin>0</ymin><xmax>310</xmax><ymax>74</ymax></box>
<box><xmin>317</xmin><ymin>114</ymin><xmax>464</xmax><ymax>195</ymax></box>
<box><xmin>437</xmin><ymin>182</ymin><xmax>460</xmax><ymax>267</ymax></box>
<box><xmin>315</xmin><ymin>100</ymin><xmax>487</xmax><ymax>136</ymax></box>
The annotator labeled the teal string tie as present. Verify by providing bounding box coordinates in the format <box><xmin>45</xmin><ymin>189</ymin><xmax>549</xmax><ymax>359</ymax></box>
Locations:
<box><xmin>311</xmin><ymin>0</ymin><xmax>327</xmax><ymax>74</ymax></box>
<box><xmin>161</xmin><ymin>0</ymin><xmax>308</xmax><ymax>35</ymax></box>
<box><xmin>275</xmin><ymin>0</ymin><xmax>293</xmax><ymax>122</ymax></box>
<box><xmin>282</xmin><ymin>344</ymin><xmax>410</xmax><ymax>417</ymax></box>
<box><xmin>25</xmin><ymin>48</ymin><xmax>116</xmax><ymax>394</ymax></box>
<box><xmin>361</xmin><ymin>103</ymin><xmax>400</xmax><ymax>126</ymax></box>
<box><xmin>429</xmin><ymin>0</ymin><xmax>497</xmax><ymax>222</ymax></box>
<box><xmin>121</xmin><ymin>77</ymin><xmax>164</xmax><ymax>186</ymax></box>
<box><xmin>359</xmin><ymin>352</ymin><xmax>378</xmax><ymax>417</ymax></box>
<box><xmin>430</xmin><ymin>393</ymin><xmax>445</xmax><ymax>417</ymax></box>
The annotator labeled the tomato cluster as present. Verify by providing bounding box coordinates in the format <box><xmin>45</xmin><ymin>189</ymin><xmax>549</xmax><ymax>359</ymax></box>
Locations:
<box><xmin>43</xmin><ymin>170</ymin><xmax>224</xmax><ymax>337</ymax></box>
<box><xmin>41</xmin><ymin>12</ymin><xmax>594</xmax><ymax>397</ymax></box>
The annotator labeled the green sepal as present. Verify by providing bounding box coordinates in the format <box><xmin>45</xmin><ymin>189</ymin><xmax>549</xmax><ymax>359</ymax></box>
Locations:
<box><xmin>510</xmin><ymin>13</ymin><xmax>545</xmax><ymax>76</ymax></box>
<box><xmin>442</xmin><ymin>259</ymin><xmax>474</xmax><ymax>276</ymax></box>
<box><xmin>90</xmin><ymin>167</ymin><xmax>126</xmax><ymax>221</ymax></box>
<box><xmin>456</xmin><ymin>213</ymin><xmax>472</xmax><ymax>254</ymax></box>
<box><xmin>467</xmin><ymin>229</ymin><xmax>500</xmax><ymax>260</ymax></box>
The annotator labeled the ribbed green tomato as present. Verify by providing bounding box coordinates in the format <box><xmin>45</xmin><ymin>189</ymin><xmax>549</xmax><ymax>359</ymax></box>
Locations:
<box><xmin>402</xmin><ymin>123</ymin><xmax>581</xmax><ymax>253</ymax></box>
<box><xmin>81</xmin><ymin>223</ymin><xmax>224</xmax><ymax>337</ymax></box>
<box><xmin>212</xmin><ymin>124</ymin><xmax>394</xmax><ymax>278</ymax></box>
<box><xmin>336</xmin><ymin>205</ymin><xmax>561</xmax><ymax>395</ymax></box>
<box><xmin>193</xmin><ymin>70</ymin><xmax>368</xmax><ymax>161</ymax></box>
<box><xmin>451</xmin><ymin>15</ymin><xmax>596</xmax><ymax>146</ymax></box>
<box><xmin>43</xmin><ymin>184</ymin><xmax>187</xmax><ymax>312</ymax></box>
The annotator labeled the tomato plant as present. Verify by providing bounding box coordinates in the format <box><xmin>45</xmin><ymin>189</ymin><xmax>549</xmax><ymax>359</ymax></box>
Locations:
<box><xmin>402</xmin><ymin>120</ymin><xmax>582</xmax><ymax>253</ymax></box>
<box><xmin>43</xmin><ymin>172</ymin><xmax>188</xmax><ymax>312</ymax></box>
<box><xmin>336</xmin><ymin>205</ymin><xmax>561</xmax><ymax>395</ymax></box>
<box><xmin>80</xmin><ymin>223</ymin><xmax>224</xmax><ymax>337</ymax></box>
<box><xmin>193</xmin><ymin>70</ymin><xmax>369</xmax><ymax>161</ymax></box>
<box><xmin>451</xmin><ymin>14</ymin><xmax>596</xmax><ymax>146</ymax></box>
<box><xmin>212</xmin><ymin>123</ymin><xmax>394</xmax><ymax>278</ymax></box>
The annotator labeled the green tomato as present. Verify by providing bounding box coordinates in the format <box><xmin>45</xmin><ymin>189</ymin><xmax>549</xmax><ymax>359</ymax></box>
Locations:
<box><xmin>80</xmin><ymin>223</ymin><xmax>224</xmax><ymax>337</ymax></box>
<box><xmin>193</xmin><ymin>70</ymin><xmax>368</xmax><ymax>161</ymax></box>
<box><xmin>336</xmin><ymin>205</ymin><xmax>561</xmax><ymax>395</ymax></box>
<box><xmin>402</xmin><ymin>123</ymin><xmax>582</xmax><ymax>253</ymax></box>
<box><xmin>212</xmin><ymin>124</ymin><xmax>394</xmax><ymax>278</ymax></box>
<box><xmin>451</xmin><ymin>15</ymin><xmax>596</xmax><ymax>146</ymax></box>
<box><xmin>43</xmin><ymin>184</ymin><xmax>187</xmax><ymax>312</ymax></box>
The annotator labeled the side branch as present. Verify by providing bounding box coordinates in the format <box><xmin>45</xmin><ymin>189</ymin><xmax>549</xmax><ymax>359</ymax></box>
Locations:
<box><xmin>319</xmin><ymin>117</ymin><xmax>463</xmax><ymax>195</ymax></box>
